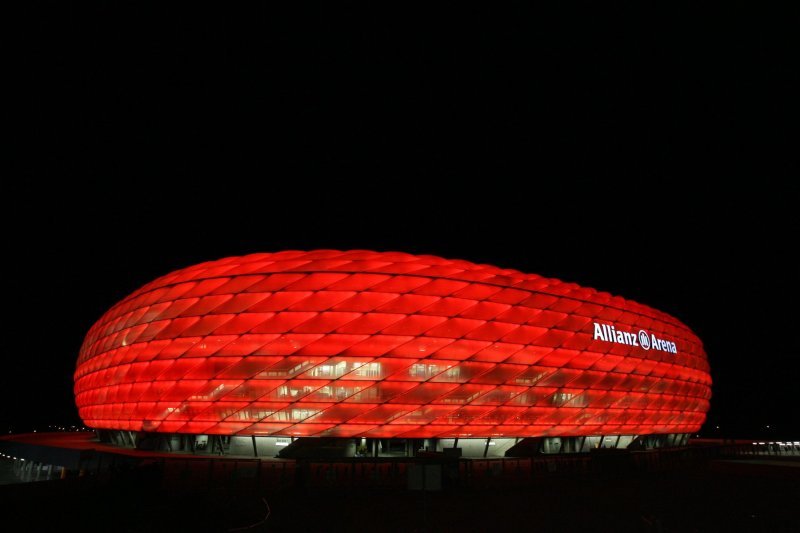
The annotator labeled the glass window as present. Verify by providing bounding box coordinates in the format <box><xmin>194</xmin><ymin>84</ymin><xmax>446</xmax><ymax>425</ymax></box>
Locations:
<box><xmin>616</xmin><ymin>435</ymin><xmax>634</xmax><ymax>449</ymax></box>
<box><xmin>601</xmin><ymin>435</ymin><xmax>620</xmax><ymax>448</ymax></box>
<box><xmin>581</xmin><ymin>436</ymin><xmax>602</xmax><ymax>451</ymax></box>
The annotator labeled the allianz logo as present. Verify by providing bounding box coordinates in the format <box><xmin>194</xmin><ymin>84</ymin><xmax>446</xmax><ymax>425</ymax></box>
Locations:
<box><xmin>592</xmin><ymin>322</ymin><xmax>678</xmax><ymax>354</ymax></box>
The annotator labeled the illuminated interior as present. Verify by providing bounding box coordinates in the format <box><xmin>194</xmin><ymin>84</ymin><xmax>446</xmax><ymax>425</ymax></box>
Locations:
<box><xmin>74</xmin><ymin>250</ymin><xmax>711</xmax><ymax>440</ymax></box>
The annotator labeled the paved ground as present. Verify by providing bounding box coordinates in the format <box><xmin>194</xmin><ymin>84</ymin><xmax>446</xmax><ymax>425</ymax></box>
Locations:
<box><xmin>0</xmin><ymin>459</ymin><xmax>19</xmax><ymax>486</ymax></box>
<box><xmin>0</xmin><ymin>461</ymin><xmax>797</xmax><ymax>532</ymax></box>
<box><xmin>1</xmin><ymin>434</ymin><xmax>798</xmax><ymax>531</ymax></box>
<box><xmin>717</xmin><ymin>458</ymin><xmax>800</xmax><ymax>467</ymax></box>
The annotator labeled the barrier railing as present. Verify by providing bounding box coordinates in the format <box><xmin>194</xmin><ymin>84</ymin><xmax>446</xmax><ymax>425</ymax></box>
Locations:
<box><xmin>7</xmin><ymin>440</ymin><xmax>797</xmax><ymax>490</ymax></box>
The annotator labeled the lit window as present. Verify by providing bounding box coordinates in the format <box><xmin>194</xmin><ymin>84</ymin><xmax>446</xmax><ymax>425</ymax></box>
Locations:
<box><xmin>353</xmin><ymin>362</ymin><xmax>381</xmax><ymax>378</ymax></box>
<box><xmin>552</xmin><ymin>392</ymin><xmax>574</xmax><ymax>406</ymax></box>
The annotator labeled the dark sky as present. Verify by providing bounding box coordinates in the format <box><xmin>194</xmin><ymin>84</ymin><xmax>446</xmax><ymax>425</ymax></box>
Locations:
<box><xmin>11</xmin><ymin>4</ymin><xmax>797</xmax><ymax>438</ymax></box>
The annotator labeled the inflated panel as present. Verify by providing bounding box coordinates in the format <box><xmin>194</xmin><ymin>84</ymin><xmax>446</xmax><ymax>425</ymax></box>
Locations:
<box><xmin>75</xmin><ymin>250</ymin><xmax>711</xmax><ymax>438</ymax></box>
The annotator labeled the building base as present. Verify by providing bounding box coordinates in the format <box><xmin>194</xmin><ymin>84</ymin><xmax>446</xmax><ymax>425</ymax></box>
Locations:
<box><xmin>96</xmin><ymin>430</ymin><xmax>691</xmax><ymax>459</ymax></box>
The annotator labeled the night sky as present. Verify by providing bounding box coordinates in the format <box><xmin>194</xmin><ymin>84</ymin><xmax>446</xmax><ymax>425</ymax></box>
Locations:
<box><xmin>11</xmin><ymin>4</ymin><xmax>797</xmax><ymax>439</ymax></box>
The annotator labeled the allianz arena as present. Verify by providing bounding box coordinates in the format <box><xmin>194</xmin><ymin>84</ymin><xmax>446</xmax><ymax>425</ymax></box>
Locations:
<box><xmin>75</xmin><ymin>250</ymin><xmax>711</xmax><ymax>457</ymax></box>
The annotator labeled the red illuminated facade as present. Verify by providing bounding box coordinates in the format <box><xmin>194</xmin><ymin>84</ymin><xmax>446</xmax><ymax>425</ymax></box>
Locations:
<box><xmin>75</xmin><ymin>250</ymin><xmax>711</xmax><ymax>439</ymax></box>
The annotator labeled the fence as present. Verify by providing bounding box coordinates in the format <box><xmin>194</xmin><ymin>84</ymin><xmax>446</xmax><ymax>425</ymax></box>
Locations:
<box><xmin>149</xmin><ymin>447</ymin><xmax>722</xmax><ymax>491</ymax></box>
<box><xmin>10</xmin><ymin>440</ymin><xmax>797</xmax><ymax>491</ymax></box>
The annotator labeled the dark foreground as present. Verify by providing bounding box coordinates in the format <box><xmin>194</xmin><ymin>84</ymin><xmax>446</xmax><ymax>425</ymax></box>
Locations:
<box><xmin>0</xmin><ymin>459</ymin><xmax>797</xmax><ymax>532</ymax></box>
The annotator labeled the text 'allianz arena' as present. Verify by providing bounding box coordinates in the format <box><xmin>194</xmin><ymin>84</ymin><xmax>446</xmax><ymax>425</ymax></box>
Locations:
<box><xmin>75</xmin><ymin>250</ymin><xmax>711</xmax><ymax>456</ymax></box>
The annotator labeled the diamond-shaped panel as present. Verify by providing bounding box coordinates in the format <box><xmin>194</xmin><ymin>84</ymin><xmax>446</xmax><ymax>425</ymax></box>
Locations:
<box><xmin>75</xmin><ymin>250</ymin><xmax>712</xmax><ymax>437</ymax></box>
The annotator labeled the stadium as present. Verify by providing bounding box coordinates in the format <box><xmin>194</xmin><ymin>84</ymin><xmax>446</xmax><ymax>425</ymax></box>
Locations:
<box><xmin>73</xmin><ymin>250</ymin><xmax>711</xmax><ymax>458</ymax></box>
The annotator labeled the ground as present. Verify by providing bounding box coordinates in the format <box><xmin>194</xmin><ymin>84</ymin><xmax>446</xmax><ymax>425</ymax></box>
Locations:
<box><xmin>0</xmin><ymin>459</ymin><xmax>797</xmax><ymax>532</ymax></box>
